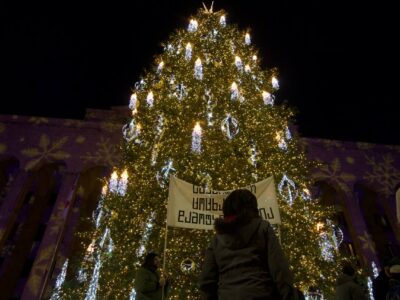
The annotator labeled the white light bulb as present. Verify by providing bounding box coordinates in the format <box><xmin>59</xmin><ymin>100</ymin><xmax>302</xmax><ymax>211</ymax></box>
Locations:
<box><xmin>235</xmin><ymin>56</ymin><xmax>243</xmax><ymax>70</ymax></box>
<box><xmin>252</xmin><ymin>55</ymin><xmax>257</xmax><ymax>61</ymax></box>
<box><xmin>245</xmin><ymin>65</ymin><xmax>251</xmax><ymax>72</ymax></box>
<box><xmin>231</xmin><ymin>82</ymin><xmax>238</xmax><ymax>100</ymax></box>
<box><xmin>262</xmin><ymin>91</ymin><xmax>273</xmax><ymax>105</ymax></box>
<box><xmin>157</xmin><ymin>61</ymin><xmax>164</xmax><ymax>73</ymax></box>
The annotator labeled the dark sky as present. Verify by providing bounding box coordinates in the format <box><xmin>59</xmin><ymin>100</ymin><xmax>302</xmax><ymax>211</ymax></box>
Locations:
<box><xmin>1</xmin><ymin>1</ymin><xmax>398</xmax><ymax>144</ymax></box>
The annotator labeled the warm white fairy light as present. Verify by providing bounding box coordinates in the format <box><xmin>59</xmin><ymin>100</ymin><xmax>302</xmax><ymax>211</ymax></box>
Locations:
<box><xmin>319</xmin><ymin>232</ymin><xmax>335</xmax><ymax>262</ymax></box>
<box><xmin>245</xmin><ymin>64</ymin><xmax>251</xmax><ymax>73</ymax></box>
<box><xmin>262</xmin><ymin>91</ymin><xmax>274</xmax><ymax>105</ymax></box>
<box><xmin>146</xmin><ymin>91</ymin><xmax>154</xmax><ymax>107</ymax></box>
<box><xmin>230</xmin><ymin>82</ymin><xmax>239</xmax><ymax>100</ymax></box>
<box><xmin>252</xmin><ymin>55</ymin><xmax>257</xmax><ymax>61</ymax></box>
<box><xmin>109</xmin><ymin>171</ymin><xmax>118</xmax><ymax>194</ymax></box>
<box><xmin>192</xmin><ymin>122</ymin><xmax>202</xmax><ymax>154</ymax></box>
<box><xmin>129</xmin><ymin>93</ymin><xmax>137</xmax><ymax>110</ymax></box>
<box><xmin>235</xmin><ymin>56</ymin><xmax>243</xmax><ymax>71</ymax></box>
<box><xmin>219</xmin><ymin>15</ymin><xmax>226</xmax><ymax>27</ymax></box>
<box><xmin>272</xmin><ymin>76</ymin><xmax>279</xmax><ymax>89</ymax></box>
<box><xmin>188</xmin><ymin>19</ymin><xmax>198</xmax><ymax>32</ymax></box>
<box><xmin>185</xmin><ymin>43</ymin><xmax>192</xmax><ymax>60</ymax></box>
<box><xmin>194</xmin><ymin>58</ymin><xmax>203</xmax><ymax>80</ymax></box>
<box><xmin>245</xmin><ymin>33</ymin><xmax>251</xmax><ymax>45</ymax></box>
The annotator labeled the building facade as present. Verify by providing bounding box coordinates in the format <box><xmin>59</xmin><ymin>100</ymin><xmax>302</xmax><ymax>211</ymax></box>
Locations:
<box><xmin>0</xmin><ymin>107</ymin><xmax>399</xmax><ymax>299</ymax></box>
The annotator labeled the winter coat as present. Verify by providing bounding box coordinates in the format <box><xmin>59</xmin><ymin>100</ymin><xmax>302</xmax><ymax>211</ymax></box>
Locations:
<box><xmin>373</xmin><ymin>270</ymin><xmax>390</xmax><ymax>300</ymax></box>
<box><xmin>134</xmin><ymin>266</ymin><xmax>168</xmax><ymax>300</ymax></box>
<box><xmin>199</xmin><ymin>217</ymin><xmax>298</xmax><ymax>300</ymax></box>
<box><xmin>334</xmin><ymin>273</ymin><xmax>367</xmax><ymax>300</ymax></box>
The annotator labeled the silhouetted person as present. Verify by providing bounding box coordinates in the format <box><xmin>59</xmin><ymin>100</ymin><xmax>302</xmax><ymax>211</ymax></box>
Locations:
<box><xmin>334</xmin><ymin>263</ymin><xmax>367</xmax><ymax>300</ymax></box>
<box><xmin>199</xmin><ymin>189</ymin><xmax>298</xmax><ymax>299</ymax></box>
<box><xmin>134</xmin><ymin>251</ymin><xmax>169</xmax><ymax>300</ymax></box>
<box><xmin>386</xmin><ymin>264</ymin><xmax>400</xmax><ymax>300</ymax></box>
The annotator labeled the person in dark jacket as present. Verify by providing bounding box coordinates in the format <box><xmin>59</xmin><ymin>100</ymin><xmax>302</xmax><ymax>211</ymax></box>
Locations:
<box><xmin>386</xmin><ymin>264</ymin><xmax>400</xmax><ymax>300</ymax></box>
<box><xmin>134</xmin><ymin>251</ymin><xmax>169</xmax><ymax>300</ymax></box>
<box><xmin>334</xmin><ymin>263</ymin><xmax>367</xmax><ymax>300</ymax></box>
<box><xmin>199</xmin><ymin>189</ymin><xmax>298</xmax><ymax>300</ymax></box>
<box><xmin>373</xmin><ymin>258</ymin><xmax>393</xmax><ymax>300</ymax></box>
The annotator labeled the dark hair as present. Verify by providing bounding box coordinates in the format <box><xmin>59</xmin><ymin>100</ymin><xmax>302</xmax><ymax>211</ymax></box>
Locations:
<box><xmin>215</xmin><ymin>189</ymin><xmax>259</xmax><ymax>233</ymax></box>
<box><xmin>143</xmin><ymin>251</ymin><xmax>159</xmax><ymax>267</ymax></box>
<box><xmin>342</xmin><ymin>264</ymin><xmax>355</xmax><ymax>276</ymax></box>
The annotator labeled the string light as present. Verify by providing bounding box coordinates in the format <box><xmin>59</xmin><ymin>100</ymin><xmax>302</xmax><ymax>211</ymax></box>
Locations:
<box><xmin>50</xmin><ymin>259</ymin><xmax>69</xmax><ymax>300</ymax></box>
<box><xmin>235</xmin><ymin>56</ymin><xmax>243</xmax><ymax>71</ymax></box>
<box><xmin>245</xmin><ymin>64</ymin><xmax>251</xmax><ymax>73</ymax></box>
<box><xmin>219</xmin><ymin>15</ymin><xmax>226</xmax><ymax>27</ymax></box>
<box><xmin>262</xmin><ymin>91</ymin><xmax>274</xmax><ymax>105</ymax></box>
<box><xmin>129</xmin><ymin>93</ymin><xmax>137</xmax><ymax>110</ymax></box>
<box><xmin>230</xmin><ymin>82</ymin><xmax>239</xmax><ymax>100</ymax></box>
<box><xmin>272</xmin><ymin>76</ymin><xmax>280</xmax><ymax>89</ymax></box>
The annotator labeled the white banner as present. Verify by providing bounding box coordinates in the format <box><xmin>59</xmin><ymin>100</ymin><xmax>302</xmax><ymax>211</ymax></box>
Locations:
<box><xmin>167</xmin><ymin>176</ymin><xmax>281</xmax><ymax>230</ymax></box>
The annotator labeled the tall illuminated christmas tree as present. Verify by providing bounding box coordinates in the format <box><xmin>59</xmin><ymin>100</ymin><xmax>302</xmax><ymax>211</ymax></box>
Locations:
<box><xmin>57</xmin><ymin>6</ymin><xmax>347</xmax><ymax>299</ymax></box>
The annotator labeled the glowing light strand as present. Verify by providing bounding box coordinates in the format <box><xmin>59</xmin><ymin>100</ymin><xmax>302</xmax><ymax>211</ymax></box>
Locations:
<box><xmin>192</xmin><ymin>123</ymin><xmax>202</xmax><ymax>154</ymax></box>
<box><xmin>50</xmin><ymin>259</ymin><xmax>69</xmax><ymax>300</ymax></box>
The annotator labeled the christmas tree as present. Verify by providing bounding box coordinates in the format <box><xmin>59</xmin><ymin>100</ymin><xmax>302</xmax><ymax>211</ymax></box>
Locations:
<box><xmin>56</xmin><ymin>6</ymin><xmax>346</xmax><ymax>299</ymax></box>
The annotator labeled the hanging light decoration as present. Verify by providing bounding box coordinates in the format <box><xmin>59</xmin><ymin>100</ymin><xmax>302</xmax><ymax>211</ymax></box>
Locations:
<box><xmin>230</xmin><ymin>82</ymin><xmax>239</xmax><ymax>100</ymax></box>
<box><xmin>185</xmin><ymin>43</ymin><xmax>192</xmax><ymax>61</ymax></box>
<box><xmin>219</xmin><ymin>15</ymin><xmax>226</xmax><ymax>27</ymax></box>
<box><xmin>221</xmin><ymin>114</ymin><xmax>240</xmax><ymax>139</ymax></box>
<box><xmin>194</xmin><ymin>58</ymin><xmax>203</xmax><ymax>80</ymax></box>
<box><xmin>188</xmin><ymin>19</ymin><xmax>198</xmax><ymax>32</ymax></box>
<box><xmin>272</xmin><ymin>76</ymin><xmax>280</xmax><ymax>89</ymax></box>
<box><xmin>245</xmin><ymin>33</ymin><xmax>251</xmax><ymax>45</ymax></box>
<box><xmin>191</xmin><ymin>122</ymin><xmax>202</xmax><ymax>154</ymax></box>
<box><xmin>146</xmin><ymin>91</ymin><xmax>154</xmax><ymax>107</ymax></box>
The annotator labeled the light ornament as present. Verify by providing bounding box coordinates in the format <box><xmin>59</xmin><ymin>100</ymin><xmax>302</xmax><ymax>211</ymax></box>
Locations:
<box><xmin>252</xmin><ymin>55</ymin><xmax>257</xmax><ymax>62</ymax></box>
<box><xmin>319</xmin><ymin>231</ymin><xmax>335</xmax><ymax>262</ymax></box>
<box><xmin>368</xmin><ymin>277</ymin><xmax>375</xmax><ymax>300</ymax></box>
<box><xmin>166</xmin><ymin>44</ymin><xmax>173</xmax><ymax>53</ymax></box>
<box><xmin>262</xmin><ymin>91</ymin><xmax>274</xmax><ymax>105</ymax></box>
<box><xmin>122</xmin><ymin>119</ymin><xmax>140</xmax><ymax>142</ymax></box>
<box><xmin>276</xmin><ymin>132</ymin><xmax>288</xmax><ymax>151</ymax></box>
<box><xmin>180</xmin><ymin>258</ymin><xmax>196</xmax><ymax>273</ymax></box>
<box><xmin>272</xmin><ymin>76</ymin><xmax>280</xmax><ymax>90</ymax></box>
<box><xmin>129</xmin><ymin>93</ymin><xmax>137</xmax><ymax>110</ymax></box>
<box><xmin>188</xmin><ymin>19</ymin><xmax>198</xmax><ymax>32</ymax></box>
<box><xmin>157</xmin><ymin>159</ymin><xmax>176</xmax><ymax>188</ymax></box>
<box><xmin>235</xmin><ymin>56</ymin><xmax>243</xmax><ymax>71</ymax></box>
<box><xmin>221</xmin><ymin>114</ymin><xmax>240</xmax><ymax>139</ymax></box>
<box><xmin>136</xmin><ymin>213</ymin><xmax>156</xmax><ymax>257</ymax></box>
<box><xmin>50</xmin><ymin>259</ymin><xmax>69</xmax><ymax>300</ymax></box>
<box><xmin>301</xmin><ymin>187</ymin><xmax>312</xmax><ymax>201</ymax></box>
<box><xmin>285</xmin><ymin>126</ymin><xmax>292</xmax><ymax>140</ymax></box>
<box><xmin>204</xmin><ymin>89</ymin><xmax>214</xmax><ymax>126</ymax></box>
<box><xmin>332</xmin><ymin>225</ymin><xmax>344</xmax><ymax>250</ymax></box>
<box><xmin>278</xmin><ymin>174</ymin><xmax>298</xmax><ymax>206</ymax></box>
<box><xmin>245</xmin><ymin>64</ymin><xmax>251</xmax><ymax>73</ymax></box>
<box><xmin>192</xmin><ymin>122</ymin><xmax>202</xmax><ymax>154</ymax></box>
<box><xmin>146</xmin><ymin>91</ymin><xmax>154</xmax><ymax>107</ymax></box>
<box><xmin>134</xmin><ymin>79</ymin><xmax>146</xmax><ymax>91</ymax></box>
<box><xmin>219</xmin><ymin>15</ymin><xmax>226</xmax><ymax>27</ymax></box>
<box><xmin>230</xmin><ymin>82</ymin><xmax>239</xmax><ymax>100</ymax></box>
<box><xmin>109</xmin><ymin>171</ymin><xmax>118</xmax><ymax>194</ymax></box>
<box><xmin>185</xmin><ymin>43</ymin><xmax>192</xmax><ymax>61</ymax></box>
<box><xmin>157</xmin><ymin>61</ymin><xmax>164</xmax><ymax>73</ymax></box>
<box><xmin>176</xmin><ymin>83</ymin><xmax>187</xmax><ymax>100</ymax></box>
<box><xmin>194</xmin><ymin>58</ymin><xmax>203</xmax><ymax>80</ymax></box>
<box><xmin>118</xmin><ymin>169</ymin><xmax>128</xmax><ymax>196</ymax></box>
<box><xmin>372</xmin><ymin>261</ymin><xmax>379</xmax><ymax>278</ymax></box>
<box><xmin>245</xmin><ymin>33</ymin><xmax>251</xmax><ymax>45</ymax></box>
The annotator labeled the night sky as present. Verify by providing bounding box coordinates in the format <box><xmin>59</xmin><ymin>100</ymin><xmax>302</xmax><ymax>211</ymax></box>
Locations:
<box><xmin>2</xmin><ymin>1</ymin><xmax>398</xmax><ymax>144</ymax></box>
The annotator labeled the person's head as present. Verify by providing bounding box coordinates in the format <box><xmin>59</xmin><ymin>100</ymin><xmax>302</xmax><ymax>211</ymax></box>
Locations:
<box><xmin>223</xmin><ymin>189</ymin><xmax>259</xmax><ymax>220</ymax></box>
<box><xmin>143</xmin><ymin>251</ymin><xmax>160</xmax><ymax>269</ymax></box>
<box><xmin>215</xmin><ymin>189</ymin><xmax>259</xmax><ymax>233</ymax></box>
<box><xmin>342</xmin><ymin>263</ymin><xmax>355</xmax><ymax>277</ymax></box>
<box><xmin>389</xmin><ymin>265</ymin><xmax>400</xmax><ymax>279</ymax></box>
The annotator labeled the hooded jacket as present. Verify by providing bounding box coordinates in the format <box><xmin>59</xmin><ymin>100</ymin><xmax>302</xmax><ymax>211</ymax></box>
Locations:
<box><xmin>199</xmin><ymin>217</ymin><xmax>298</xmax><ymax>300</ymax></box>
<box><xmin>334</xmin><ymin>273</ymin><xmax>367</xmax><ymax>300</ymax></box>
